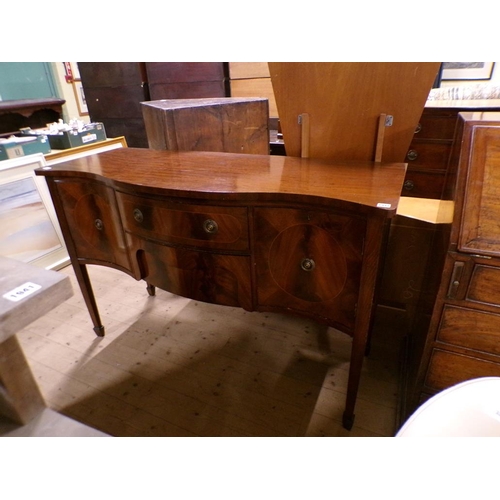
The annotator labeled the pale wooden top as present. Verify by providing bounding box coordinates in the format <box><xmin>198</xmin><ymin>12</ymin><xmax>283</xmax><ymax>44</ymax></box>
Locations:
<box><xmin>397</xmin><ymin>197</ymin><xmax>454</xmax><ymax>224</ymax></box>
<box><xmin>0</xmin><ymin>257</ymin><xmax>73</xmax><ymax>342</ymax></box>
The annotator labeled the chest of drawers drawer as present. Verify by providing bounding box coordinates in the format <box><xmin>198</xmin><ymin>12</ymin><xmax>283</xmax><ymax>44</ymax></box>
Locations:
<box><xmin>466</xmin><ymin>264</ymin><xmax>500</xmax><ymax>307</ymax></box>
<box><xmin>425</xmin><ymin>348</ymin><xmax>500</xmax><ymax>391</ymax></box>
<box><xmin>437</xmin><ymin>304</ymin><xmax>500</xmax><ymax>356</ymax></box>
<box><xmin>414</xmin><ymin>110</ymin><xmax>457</xmax><ymax>140</ymax></box>
<box><xmin>116</xmin><ymin>192</ymin><xmax>249</xmax><ymax>252</ymax></box>
<box><xmin>401</xmin><ymin>170</ymin><xmax>446</xmax><ymax>198</ymax></box>
<box><xmin>405</xmin><ymin>142</ymin><xmax>452</xmax><ymax>170</ymax></box>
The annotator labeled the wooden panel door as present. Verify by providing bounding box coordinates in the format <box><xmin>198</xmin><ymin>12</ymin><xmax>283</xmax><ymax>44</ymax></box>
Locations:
<box><xmin>145</xmin><ymin>62</ymin><xmax>228</xmax><ymax>101</ymax></box>
<box><xmin>51</xmin><ymin>178</ymin><xmax>132</xmax><ymax>271</ymax></box>
<box><xmin>78</xmin><ymin>62</ymin><xmax>150</xmax><ymax>148</ymax></box>
<box><xmin>254</xmin><ymin>207</ymin><xmax>365</xmax><ymax>333</ymax></box>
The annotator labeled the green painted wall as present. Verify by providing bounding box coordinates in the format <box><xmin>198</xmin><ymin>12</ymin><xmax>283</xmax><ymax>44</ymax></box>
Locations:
<box><xmin>0</xmin><ymin>62</ymin><xmax>59</xmax><ymax>101</ymax></box>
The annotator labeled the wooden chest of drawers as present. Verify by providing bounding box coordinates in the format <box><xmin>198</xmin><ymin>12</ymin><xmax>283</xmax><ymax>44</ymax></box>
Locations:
<box><xmin>402</xmin><ymin>108</ymin><xmax>457</xmax><ymax>198</ymax></box>
<box><xmin>410</xmin><ymin>113</ymin><xmax>500</xmax><ymax>411</ymax></box>
<box><xmin>402</xmin><ymin>103</ymin><xmax>500</xmax><ymax>199</ymax></box>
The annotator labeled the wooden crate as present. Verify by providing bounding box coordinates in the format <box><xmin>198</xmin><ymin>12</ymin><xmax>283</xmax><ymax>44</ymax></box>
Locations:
<box><xmin>141</xmin><ymin>97</ymin><xmax>269</xmax><ymax>155</ymax></box>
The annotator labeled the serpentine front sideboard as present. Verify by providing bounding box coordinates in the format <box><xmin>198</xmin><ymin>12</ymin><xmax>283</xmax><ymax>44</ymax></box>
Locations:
<box><xmin>36</xmin><ymin>147</ymin><xmax>407</xmax><ymax>430</ymax></box>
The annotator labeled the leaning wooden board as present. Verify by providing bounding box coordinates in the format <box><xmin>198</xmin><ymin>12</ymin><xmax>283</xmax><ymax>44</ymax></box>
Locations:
<box><xmin>268</xmin><ymin>62</ymin><xmax>440</xmax><ymax>162</ymax></box>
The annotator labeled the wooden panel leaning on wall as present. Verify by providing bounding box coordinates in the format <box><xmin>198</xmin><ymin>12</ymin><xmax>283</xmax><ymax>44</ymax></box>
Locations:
<box><xmin>229</xmin><ymin>63</ymin><xmax>279</xmax><ymax>119</ymax></box>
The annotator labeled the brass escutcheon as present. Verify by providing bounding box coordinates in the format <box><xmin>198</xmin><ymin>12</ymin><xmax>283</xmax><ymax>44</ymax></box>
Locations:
<box><xmin>203</xmin><ymin>219</ymin><xmax>218</xmax><ymax>234</ymax></box>
<box><xmin>300</xmin><ymin>258</ymin><xmax>315</xmax><ymax>272</ymax></box>
<box><xmin>133</xmin><ymin>208</ymin><xmax>144</xmax><ymax>223</ymax></box>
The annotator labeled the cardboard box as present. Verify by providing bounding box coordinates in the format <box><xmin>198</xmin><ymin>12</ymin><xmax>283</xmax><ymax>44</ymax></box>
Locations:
<box><xmin>21</xmin><ymin>122</ymin><xmax>107</xmax><ymax>150</ymax></box>
<box><xmin>0</xmin><ymin>135</ymin><xmax>51</xmax><ymax>161</ymax></box>
<box><xmin>45</xmin><ymin>122</ymin><xmax>107</xmax><ymax>149</ymax></box>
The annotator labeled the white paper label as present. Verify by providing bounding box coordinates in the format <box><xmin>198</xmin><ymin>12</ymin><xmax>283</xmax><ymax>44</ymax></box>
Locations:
<box><xmin>377</xmin><ymin>203</ymin><xmax>391</xmax><ymax>208</ymax></box>
<box><xmin>81</xmin><ymin>133</ymin><xmax>97</xmax><ymax>144</ymax></box>
<box><xmin>6</xmin><ymin>145</ymin><xmax>24</xmax><ymax>159</ymax></box>
<box><xmin>3</xmin><ymin>282</ymin><xmax>41</xmax><ymax>302</ymax></box>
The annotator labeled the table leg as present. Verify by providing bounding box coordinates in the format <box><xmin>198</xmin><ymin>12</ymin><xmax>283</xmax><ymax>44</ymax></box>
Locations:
<box><xmin>0</xmin><ymin>336</ymin><xmax>45</xmax><ymax>424</ymax></box>
<box><xmin>72</xmin><ymin>262</ymin><xmax>105</xmax><ymax>336</ymax></box>
<box><xmin>342</xmin><ymin>214</ymin><xmax>386</xmax><ymax>430</ymax></box>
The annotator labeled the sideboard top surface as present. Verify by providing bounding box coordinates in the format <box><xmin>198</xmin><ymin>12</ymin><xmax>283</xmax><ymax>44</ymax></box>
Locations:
<box><xmin>37</xmin><ymin>148</ymin><xmax>407</xmax><ymax>215</ymax></box>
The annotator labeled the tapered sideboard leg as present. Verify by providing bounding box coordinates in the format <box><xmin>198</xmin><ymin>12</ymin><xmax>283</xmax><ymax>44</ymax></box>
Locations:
<box><xmin>72</xmin><ymin>263</ymin><xmax>105</xmax><ymax>336</ymax></box>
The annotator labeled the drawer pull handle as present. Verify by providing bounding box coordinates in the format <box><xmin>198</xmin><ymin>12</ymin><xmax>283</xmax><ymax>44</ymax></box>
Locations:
<box><xmin>415</xmin><ymin>123</ymin><xmax>422</xmax><ymax>134</ymax></box>
<box><xmin>447</xmin><ymin>261</ymin><xmax>465</xmax><ymax>299</ymax></box>
<box><xmin>403</xmin><ymin>180</ymin><xmax>415</xmax><ymax>191</ymax></box>
<box><xmin>300</xmin><ymin>258</ymin><xmax>316</xmax><ymax>272</ymax></box>
<box><xmin>407</xmin><ymin>149</ymin><xmax>418</xmax><ymax>161</ymax></box>
<box><xmin>94</xmin><ymin>219</ymin><xmax>103</xmax><ymax>231</ymax></box>
<box><xmin>203</xmin><ymin>219</ymin><xmax>218</xmax><ymax>234</ymax></box>
<box><xmin>133</xmin><ymin>209</ymin><xmax>144</xmax><ymax>223</ymax></box>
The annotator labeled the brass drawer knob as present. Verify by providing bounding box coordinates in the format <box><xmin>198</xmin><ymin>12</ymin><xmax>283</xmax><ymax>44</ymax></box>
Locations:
<box><xmin>407</xmin><ymin>149</ymin><xmax>419</xmax><ymax>161</ymax></box>
<box><xmin>403</xmin><ymin>180</ymin><xmax>415</xmax><ymax>191</ymax></box>
<box><xmin>133</xmin><ymin>208</ymin><xmax>144</xmax><ymax>223</ymax></box>
<box><xmin>94</xmin><ymin>218</ymin><xmax>103</xmax><ymax>231</ymax></box>
<box><xmin>415</xmin><ymin>123</ymin><xmax>422</xmax><ymax>134</ymax></box>
<box><xmin>203</xmin><ymin>219</ymin><xmax>218</xmax><ymax>234</ymax></box>
<box><xmin>300</xmin><ymin>258</ymin><xmax>316</xmax><ymax>272</ymax></box>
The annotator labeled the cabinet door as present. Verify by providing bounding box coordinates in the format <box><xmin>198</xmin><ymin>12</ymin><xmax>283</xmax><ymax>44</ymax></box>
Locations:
<box><xmin>52</xmin><ymin>179</ymin><xmax>131</xmax><ymax>271</ymax></box>
<box><xmin>254</xmin><ymin>207</ymin><xmax>365</xmax><ymax>333</ymax></box>
<box><xmin>145</xmin><ymin>62</ymin><xmax>227</xmax><ymax>101</ymax></box>
<box><xmin>459</xmin><ymin>125</ymin><xmax>500</xmax><ymax>256</ymax></box>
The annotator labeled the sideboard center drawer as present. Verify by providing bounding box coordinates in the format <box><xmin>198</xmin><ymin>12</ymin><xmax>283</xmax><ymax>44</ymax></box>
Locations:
<box><xmin>117</xmin><ymin>192</ymin><xmax>249</xmax><ymax>251</ymax></box>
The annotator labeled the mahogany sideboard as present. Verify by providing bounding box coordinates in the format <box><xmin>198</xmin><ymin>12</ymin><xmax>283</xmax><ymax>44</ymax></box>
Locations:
<box><xmin>36</xmin><ymin>147</ymin><xmax>407</xmax><ymax>430</ymax></box>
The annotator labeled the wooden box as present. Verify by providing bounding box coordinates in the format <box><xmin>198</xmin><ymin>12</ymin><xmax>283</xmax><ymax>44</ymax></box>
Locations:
<box><xmin>141</xmin><ymin>97</ymin><xmax>269</xmax><ymax>155</ymax></box>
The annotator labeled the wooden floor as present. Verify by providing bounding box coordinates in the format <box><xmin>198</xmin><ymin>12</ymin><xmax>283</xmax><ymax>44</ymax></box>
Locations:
<box><xmin>11</xmin><ymin>264</ymin><xmax>406</xmax><ymax>437</ymax></box>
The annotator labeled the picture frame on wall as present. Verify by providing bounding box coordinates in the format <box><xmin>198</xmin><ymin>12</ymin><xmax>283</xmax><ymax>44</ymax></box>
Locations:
<box><xmin>72</xmin><ymin>80</ymin><xmax>89</xmax><ymax>115</ymax></box>
<box><xmin>0</xmin><ymin>154</ymin><xmax>68</xmax><ymax>270</ymax></box>
<box><xmin>441</xmin><ymin>62</ymin><xmax>495</xmax><ymax>81</ymax></box>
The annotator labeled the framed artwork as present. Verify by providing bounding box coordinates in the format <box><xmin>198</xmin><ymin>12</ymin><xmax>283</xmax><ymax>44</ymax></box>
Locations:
<box><xmin>0</xmin><ymin>154</ymin><xmax>69</xmax><ymax>270</ymax></box>
<box><xmin>45</xmin><ymin>136</ymin><xmax>128</xmax><ymax>165</ymax></box>
<box><xmin>72</xmin><ymin>80</ymin><xmax>89</xmax><ymax>115</ymax></box>
<box><xmin>442</xmin><ymin>62</ymin><xmax>495</xmax><ymax>81</ymax></box>
<box><xmin>62</xmin><ymin>62</ymin><xmax>81</xmax><ymax>82</ymax></box>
